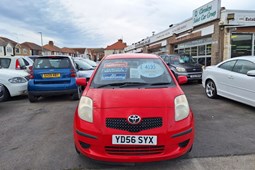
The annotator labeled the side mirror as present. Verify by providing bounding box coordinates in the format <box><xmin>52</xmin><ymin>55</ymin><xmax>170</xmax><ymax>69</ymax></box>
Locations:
<box><xmin>247</xmin><ymin>70</ymin><xmax>255</xmax><ymax>77</ymax></box>
<box><xmin>177</xmin><ymin>76</ymin><xmax>188</xmax><ymax>85</ymax></box>
<box><xmin>76</xmin><ymin>78</ymin><xmax>87</xmax><ymax>86</ymax></box>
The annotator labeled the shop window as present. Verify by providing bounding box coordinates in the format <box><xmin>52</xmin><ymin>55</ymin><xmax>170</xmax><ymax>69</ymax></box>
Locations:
<box><xmin>191</xmin><ymin>47</ymin><xmax>197</xmax><ymax>56</ymax></box>
<box><xmin>198</xmin><ymin>57</ymin><xmax>205</xmax><ymax>66</ymax></box>
<box><xmin>174</xmin><ymin>50</ymin><xmax>178</xmax><ymax>54</ymax></box>
<box><xmin>206</xmin><ymin>57</ymin><xmax>211</xmax><ymax>66</ymax></box>
<box><xmin>198</xmin><ymin>45</ymin><xmax>205</xmax><ymax>56</ymax></box>
<box><xmin>206</xmin><ymin>44</ymin><xmax>211</xmax><ymax>55</ymax></box>
<box><xmin>231</xmin><ymin>33</ymin><xmax>252</xmax><ymax>57</ymax></box>
<box><xmin>178</xmin><ymin>49</ymin><xmax>184</xmax><ymax>54</ymax></box>
<box><xmin>184</xmin><ymin>48</ymin><xmax>190</xmax><ymax>55</ymax></box>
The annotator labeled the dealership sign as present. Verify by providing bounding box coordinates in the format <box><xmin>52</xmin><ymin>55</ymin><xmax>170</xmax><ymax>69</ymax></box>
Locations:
<box><xmin>193</xmin><ymin>0</ymin><xmax>221</xmax><ymax>27</ymax></box>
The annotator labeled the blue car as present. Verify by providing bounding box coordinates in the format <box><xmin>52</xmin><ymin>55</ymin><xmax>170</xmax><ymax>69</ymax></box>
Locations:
<box><xmin>28</xmin><ymin>55</ymin><xmax>80</xmax><ymax>102</ymax></box>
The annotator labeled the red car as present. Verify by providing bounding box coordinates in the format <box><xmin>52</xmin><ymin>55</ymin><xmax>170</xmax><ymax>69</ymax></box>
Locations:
<box><xmin>74</xmin><ymin>53</ymin><xmax>194</xmax><ymax>163</ymax></box>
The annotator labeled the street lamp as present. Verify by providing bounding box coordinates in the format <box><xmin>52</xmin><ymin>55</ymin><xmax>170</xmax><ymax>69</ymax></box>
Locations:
<box><xmin>38</xmin><ymin>32</ymin><xmax>44</xmax><ymax>55</ymax></box>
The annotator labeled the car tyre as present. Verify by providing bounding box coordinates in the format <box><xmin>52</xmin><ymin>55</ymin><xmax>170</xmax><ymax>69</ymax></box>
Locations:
<box><xmin>28</xmin><ymin>93</ymin><xmax>38</xmax><ymax>103</ymax></box>
<box><xmin>71</xmin><ymin>87</ymin><xmax>82</xmax><ymax>100</ymax></box>
<box><xmin>75</xmin><ymin>145</ymin><xmax>81</xmax><ymax>154</ymax></box>
<box><xmin>0</xmin><ymin>86</ymin><xmax>10</xmax><ymax>102</ymax></box>
<box><xmin>205</xmin><ymin>80</ymin><xmax>218</xmax><ymax>99</ymax></box>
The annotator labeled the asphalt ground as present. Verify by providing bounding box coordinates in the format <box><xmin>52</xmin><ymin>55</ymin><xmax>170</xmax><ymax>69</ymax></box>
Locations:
<box><xmin>0</xmin><ymin>83</ymin><xmax>254</xmax><ymax>169</ymax></box>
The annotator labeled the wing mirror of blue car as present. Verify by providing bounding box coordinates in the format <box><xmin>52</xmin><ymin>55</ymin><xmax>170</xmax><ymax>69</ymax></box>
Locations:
<box><xmin>177</xmin><ymin>76</ymin><xmax>188</xmax><ymax>85</ymax></box>
<box><xmin>76</xmin><ymin>78</ymin><xmax>87</xmax><ymax>86</ymax></box>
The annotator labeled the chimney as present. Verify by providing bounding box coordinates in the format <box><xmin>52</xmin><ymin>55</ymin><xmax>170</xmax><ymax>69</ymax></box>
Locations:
<box><xmin>118</xmin><ymin>39</ymin><xmax>122</xmax><ymax>42</ymax></box>
<box><xmin>49</xmin><ymin>41</ymin><xmax>54</xmax><ymax>46</ymax></box>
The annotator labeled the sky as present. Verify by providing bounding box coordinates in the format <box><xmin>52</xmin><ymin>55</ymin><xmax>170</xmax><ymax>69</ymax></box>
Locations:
<box><xmin>0</xmin><ymin>0</ymin><xmax>254</xmax><ymax>48</ymax></box>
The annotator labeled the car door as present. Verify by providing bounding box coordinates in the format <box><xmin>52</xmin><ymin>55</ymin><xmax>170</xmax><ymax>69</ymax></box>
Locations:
<box><xmin>214</xmin><ymin>60</ymin><xmax>237</xmax><ymax>96</ymax></box>
<box><xmin>230</xmin><ymin>59</ymin><xmax>255</xmax><ymax>104</ymax></box>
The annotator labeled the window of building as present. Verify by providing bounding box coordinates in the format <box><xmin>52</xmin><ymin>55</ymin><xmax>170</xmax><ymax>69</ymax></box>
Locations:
<box><xmin>7</xmin><ymin>47</ymin><xmax>12</xmax><ymax>53</ymax></box>
<box><xmin>231</xmin><ymin>33</ymin><xmax>252</xmax><ymax>57</ymax></box>
<box><xmin>206</xmin><ymin>44</ymin><xmax>211</xmax><ymax>55</ymax></box>
<box><xmin>178</xmin><ymin>49</ymin><xmax>184</xmax><ymax>54</ymax></box>
<box><xmin>198</xmin><ymin>45</ymin><xmax>205</xmax><ymax>56</ymax></box>
<box><xmin>23</xmin><ymin>49</ymin><xmax>28</xmax><ymax>54</ymax></box>
<box><xmin>184</xmin><ymin>48</ymin><xmax>190</xmax><ymax>55</ymax></box>
<box><xmin>15</xmin><ymin>48</ymin><xmax>20</xmax><ymax>54</ymax></box>
<box><xmin>0</xmin><ymin>47</ymin><xmax>2</xmax><ymax>53</ymax></box>
<box><xmin>191</xmin><ymin>47</ymin><xmax>197</xmax><ymax>56</ymax></box>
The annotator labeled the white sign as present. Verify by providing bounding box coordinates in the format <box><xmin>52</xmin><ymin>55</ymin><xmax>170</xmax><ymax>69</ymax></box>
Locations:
<box><xmin>231</xmin><ymin>13</ymin><xmax>255</xmax><ymax>25</ymax></box>
<box><xmin>172</xmin><ymin>19</ymin><xmax>193</xmax><ymax>34</ymax></box>
<box><xmin>193</xmin><ymin>0</ymin><xmax>221</xmax><ymax>27</ymax></box>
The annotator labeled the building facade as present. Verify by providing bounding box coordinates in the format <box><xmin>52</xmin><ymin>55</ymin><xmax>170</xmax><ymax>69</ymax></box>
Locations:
<box><xmin>125</xmin><ymin>0</ymin><xmax>255</xmax><ymax>66</ymax></box>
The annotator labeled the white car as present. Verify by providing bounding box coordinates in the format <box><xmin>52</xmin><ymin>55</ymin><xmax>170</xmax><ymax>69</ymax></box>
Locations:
<box><xmin>202</xmin><ymin>56</ymin><xmax>255</xmax><ymax>107</ymax></box>
<box><xmin>0</xmin><ymin>56</ymin><xmax>33</xmax><ymax>72</ymax></box>
<box><xmin>74</xmin><ymin>59</ymin><xmax>95</xmax><ymax>79</ymax></box>
<box><xmin>0</xmin><ymin>69</ymin><xmax>29</xmax><ymax>101</ymax></box>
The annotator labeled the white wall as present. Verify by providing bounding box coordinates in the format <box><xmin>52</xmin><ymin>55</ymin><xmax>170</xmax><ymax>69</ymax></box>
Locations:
<box><xmin>0</xmin><ymin>46</ymin><xmax>4</xmax><ymax>56</ymax></box>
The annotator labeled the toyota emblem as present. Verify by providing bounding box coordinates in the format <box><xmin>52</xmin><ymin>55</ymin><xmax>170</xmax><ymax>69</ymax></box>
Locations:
<box><xmin>128</xmin><ymin>115</ymin><xmax>141</xmax><ymax>124</ymax></box>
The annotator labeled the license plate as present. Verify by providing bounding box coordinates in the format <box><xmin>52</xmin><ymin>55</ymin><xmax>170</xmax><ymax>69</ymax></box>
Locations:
<box><xmin>42</xmin><ymin>73</ymin><xmax>60</xmax><ymax>78</ymax></box>
<box><xmin>190</xmin><ymin>74</ymin><xmax>201</xmax><ymax>78</ymax></box>
<box><xmin>112</xmin><ymin>135</ymin><xmax>157</xmax><ymax>145</ymax></box>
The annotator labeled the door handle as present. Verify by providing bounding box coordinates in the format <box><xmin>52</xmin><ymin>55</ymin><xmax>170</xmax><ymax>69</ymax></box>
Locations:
<box><xmin>228</xmin><ymin>75</ymin><xmax>234</xmax><ymax>79</ymax></box>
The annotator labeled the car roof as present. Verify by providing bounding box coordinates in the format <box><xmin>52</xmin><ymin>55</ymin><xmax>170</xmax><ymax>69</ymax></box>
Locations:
<box><xmin>37</xmin><ymin>55</ymin><xmax>72</xmax><ymax>58</ymax></box>
<box><xmin>224</xmin><ymin>56</ymin><xmax>255</xmax><ymax>63</ymax></box>
<box><xmin>105</xmin><ymin>53</ymin><xmax>159</xmax><ymax>60</ymax></box>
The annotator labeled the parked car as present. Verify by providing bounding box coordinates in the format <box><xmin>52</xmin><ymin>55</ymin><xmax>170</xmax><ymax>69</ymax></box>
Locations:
<box><xmin>76</xmin><ymin>57</ymin><xmax>98</xmax><ymax>68</ymax></box>
<box><xmin>28</xmin><ymin>55</ymin><xmax>40</xmax><ymax>62</ymax></box>
<box><xmin>202</xmin><ymin>56</ymin><xmax>255</xmax><ymax>107</ymax></box>
<box><xmin>0</xmin><ymin>56</ymin><xmax>33</xmax><ymax>72</ymax></box>
<box><xmin>0</xmin><ymin>84</ymin><xmax>4</xmax><ymax>102</ymax></box>
<box><xmin>73</xmin><ymin>59</ymin><xmax>95</xmax><ymax>79</ymax></box>
<box><xmin>74</xmin><ymin>53</ymin><xmax>194</xmax><ymax>162</ymax></box>
<box><xmin>27</xmin><ymin>55</ymin><xmax>80</xmax><ymax>102</ymax></box>
<box><xmin>161</xmin><ymin>54</ymin><xmax>203</xmax><ymax>82</ymax></box>
<box><xmin>0</xmin><ymin>69</ymin><xmax>29</xmax><ymax>102</ymax></box>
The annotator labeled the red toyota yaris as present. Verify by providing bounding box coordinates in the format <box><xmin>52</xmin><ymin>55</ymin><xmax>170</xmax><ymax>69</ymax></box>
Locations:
<box><xmin>74</xmin><ymin>53</ymin><xmax>194</xmax><ymax>162</ymax></box>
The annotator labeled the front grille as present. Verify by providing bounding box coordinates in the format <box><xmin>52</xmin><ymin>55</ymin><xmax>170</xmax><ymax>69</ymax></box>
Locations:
<box><xmin>106</xmin><ymin>117</ymin><xmax>162</xmax><ymax>132</ymax></box>
<box><xmin>105</xmin><ymin>145</ymin><xmax>164</xmax><ymax>155</ymax></box>
<box><xmin>186</xmin><ymin>68</ymin><xmax>202</xmax><ymax>72</ymax></box>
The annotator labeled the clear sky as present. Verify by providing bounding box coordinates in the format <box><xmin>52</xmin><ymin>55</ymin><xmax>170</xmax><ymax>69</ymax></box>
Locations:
<box><xmin>0</xmin><ymin>0</ymin><xmax>254</xmax><ymax>48</ymax></box>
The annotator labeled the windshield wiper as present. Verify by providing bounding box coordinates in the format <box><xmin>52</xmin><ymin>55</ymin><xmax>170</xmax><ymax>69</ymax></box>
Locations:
<box><xmin>150</xmin><ymin>82</ymin><xmax>171</xmax><ymax>86</ymax></box>
<box><xmin>95</xmin><ymin>82</ymin><xmax>149</xmax><ymax>88</ymax></box>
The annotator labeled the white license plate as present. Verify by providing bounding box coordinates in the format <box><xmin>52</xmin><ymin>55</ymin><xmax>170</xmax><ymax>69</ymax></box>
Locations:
<box><xmin>190</xmin><ymin>74</ymin><xmax>201</xmax><ymax>78</ymax></box>
<box><xmin>112</xmin><ymin>135</ymin><xmax>157</xmax><ymax>145</ymax></box>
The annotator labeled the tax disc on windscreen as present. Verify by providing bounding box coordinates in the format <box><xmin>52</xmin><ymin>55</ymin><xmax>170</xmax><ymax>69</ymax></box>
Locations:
<box><xmin>138</xmin><ymin>62</ymin><xmax>164</xmax><ymax>78</ymax></box>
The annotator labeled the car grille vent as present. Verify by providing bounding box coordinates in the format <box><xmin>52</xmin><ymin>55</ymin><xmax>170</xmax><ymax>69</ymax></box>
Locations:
<box><xmin>186</xmin><ymin>68</ymin><xmax>202</xmax><ymax>72</ymax></box>
<box><xmin>106</xmin><ymin>117</ymin><xmax>162</xmax><ymax>132</ymax></box>
<box><xmin>105</xmin><ymin>145</ymin><xmax>164</xmax><ymax>155</ymax></box>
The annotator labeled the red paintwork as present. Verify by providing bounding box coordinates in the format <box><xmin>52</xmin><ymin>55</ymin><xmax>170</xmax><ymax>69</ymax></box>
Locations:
<box><xmin>76</xmin><ymin>78</ymin><xmax>87</xmax><ymax>86</ymax></box>
<box><xmin>73</xmin><ymin>54</ymin><xmax>195</xmax><ymax>163</ymax></box>
<box><xmin>178</xmin><ymin>76</ymin><xmax>188</xmax><ymax>85</ymax></box>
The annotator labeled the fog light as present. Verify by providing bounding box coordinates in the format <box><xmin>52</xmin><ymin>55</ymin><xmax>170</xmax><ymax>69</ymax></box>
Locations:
<box><xmin>178</xmin><ymin>139</ymin><xmax>190</xmax><ymax>148</ymax></box>
<box><xmin>79</xmin><ymin>141</ymin><xmax>91</xmax><ymax>149</ymax></box>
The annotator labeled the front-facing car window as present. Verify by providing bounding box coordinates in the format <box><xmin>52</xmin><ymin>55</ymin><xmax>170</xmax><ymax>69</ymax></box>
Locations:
<box><xmin>91</xmin><ymin>58</ymin><xmax>173</xmax><ymax>88</ymax></box>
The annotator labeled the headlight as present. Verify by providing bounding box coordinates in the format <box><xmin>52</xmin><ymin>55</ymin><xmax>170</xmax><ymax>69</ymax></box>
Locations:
<box><xmin>175</xmin><ymin>95</ymin><xmax>190</xmax><ymax>121</ymax></box>
<box><xmin>8</xmin><ymin>77</ymin><xmax>27</xmax><ymax>83</ymax></box>
<box><xmin>78</xmin><ymin>96</ymin><xmax>93</xmax><ymax>123</ymax></box>
<box><xmin>176</xmin><ymin>67</ymin><xmax>186</xmax><ymax>72</ymax></box>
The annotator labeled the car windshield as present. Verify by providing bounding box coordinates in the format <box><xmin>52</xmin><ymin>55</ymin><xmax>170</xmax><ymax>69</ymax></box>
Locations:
<box><xmin>74</xmin><ymin>60</ymin><xmax>94</xmax><ymax>70</ymax></box>
<box><xmin>34</xmin><ymin>57</ymin><xmax>73</xmax><ymax>69</ymax></box>
<box><xmin>91</xmin><ymin>58</ymin><xmax>173</xmax><ymax>88</ymax></box>
<box><xmin>170</xmin><ymin>55</ymin><xmax>196</xmax><ymax>64</ymax></box>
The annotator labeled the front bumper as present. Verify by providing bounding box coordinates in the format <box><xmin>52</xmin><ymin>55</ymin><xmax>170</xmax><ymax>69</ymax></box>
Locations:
<box><xmin>74</xmin><ymin>109</ymin><xmax>194</xmax><ymax>163</ymax></box>
<box><xmin>7</xmin><ymin>82</ymin><xmax>28</xmax><ymax>97</ymax></box>
<box><xmin>174</xmin><ymin>72</ymin><xmax>202</xmax><ymax>81</ymax></box>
